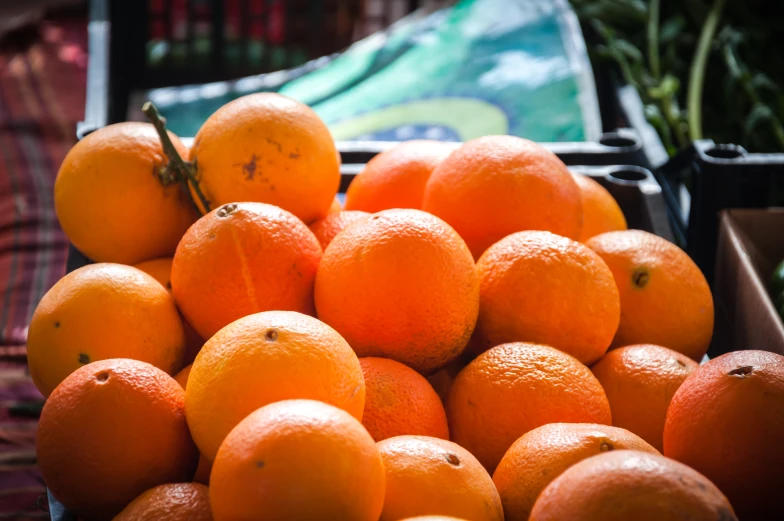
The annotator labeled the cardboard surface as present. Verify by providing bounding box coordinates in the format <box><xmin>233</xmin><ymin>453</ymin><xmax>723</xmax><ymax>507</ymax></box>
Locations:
<box><xmin>712</xmin><ymin>209</ymin><xmax>784</xmax><ymax>356</ymax></box>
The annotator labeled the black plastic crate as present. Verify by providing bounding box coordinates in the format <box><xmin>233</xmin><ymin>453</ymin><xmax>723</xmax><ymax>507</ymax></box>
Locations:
<box><xmin>656</xmin><ymin>140</ymin><xmax>784</xmax><ymax>283</ymax></box>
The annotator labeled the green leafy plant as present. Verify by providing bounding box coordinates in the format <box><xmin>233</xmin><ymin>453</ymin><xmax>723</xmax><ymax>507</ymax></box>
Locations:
<box><xmin>571</xmin><ymin>0</ymin><xmax>784</xmax><ymax>153</ymax></box>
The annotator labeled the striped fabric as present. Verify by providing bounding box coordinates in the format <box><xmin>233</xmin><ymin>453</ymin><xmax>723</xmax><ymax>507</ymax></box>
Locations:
<box><xmin>0</xmin><ymin>16</ymin><xmax>85</xmax><ymax>355</ymax></box>
<box><xmin>0</xmin><ymin>12</ymin><xmax>87</xmax><ymax>519</ymax></box>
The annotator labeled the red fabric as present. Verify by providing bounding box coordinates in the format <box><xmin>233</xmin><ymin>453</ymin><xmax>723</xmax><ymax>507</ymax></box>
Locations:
<box><xmin>0</xmin><ymin>11</ymin><xmax>87</xmax><ymax>518</ymax></box>
<box><xmin>0</xmin><ymin>16</ymin><xmax>86</xmax><ymax>354</ymax></box>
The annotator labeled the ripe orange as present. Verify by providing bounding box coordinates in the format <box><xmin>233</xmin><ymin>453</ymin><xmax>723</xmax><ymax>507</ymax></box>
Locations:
<box><xmin>474</xmin><ymin>231</ymin><xmax>620</xmax><ymax>364</ymax></box>
<box><xmin>186</xmin><ymin>311</ymin><xmax>365</xmax><ymax>460</ymax></box>
<box><xmin>422</xmin><ymin>135</ymin><xmax>582</xmax><ymax>258</ymax></box>
<box><xmin>591</xmin><ymin>344</ymin><xmax>698</xmax><ymax>451</ymax></box>
<box><xmin>37</xmin><ymin>359</ymin><xmax>198</xmax><ymax>521</ymax></box>
<box><xmin>173</xmin><ymin>364</ymin><xmax>191</xmax><ymax>389</ymax></box>
<box><xmin>113</xmin><ymin>483</ymin><xmax>211</xmax><ymax>521</ymax></box>
<box><xmin>315</xmin><ymin>209</ymin><xmax>479</xmax><ymax>374</ymax></box>
<box><xmin>377</xmin><ymin>435</ymin><xmax>503</xmax><ymax>521</ymax></box>
<box><xmin>663</xmin><ymin>350</ymin><xmax>784</xmax><ymax>521</ymax></box>
<box><xmin>359</xmin><ymin>357</ymin><xmax>449</xmax><ymax>442</ymax></box>
<box><xmin>572</xmin><ymin>174</ymin><xmax>627</xmax><ymax>241</ymax></box>
<box><xmin>529</xmin><ymin>450</ymin><xmax>736</xmax><ymax>521</ymax></box>
<box><xmin>54</xmin><ymin>122</ymin><xmax>198</xmax><ymax>264</ymax></box>
<box><xmin>586</xmin><ymin>230</ymin><xmax>714</xmax><ymax>360</ymax></box>
<box><xmin>446</xmin><ymin>342</ymin><xmax>611</xmax><ymax>472</ymax></box>
<box><xmin>189</xmin><ymin>93</ymin><xmax>340</xmax><ymax>223</ymax></box>
<box><xmin>400</xmin><ymin>518</ymin><xmax>469</xmax><ymax>521</ymax></box>
<box><xmin>492</xmin><ymin>423</ymin><xmax>658</xmax><ymax>521</ymax></box>
<box><xmin>171</xmin><ymin>202</ymin><xmax>322</xmax><ymax>339</ymax></box>
<box><xmin>210</xmin><ymin>399</ymin><xmax>385</xmax><ymax>521</ymax></box>
<box><xmin>345</xmin><ymin>140</ymin><xmax>453</xmax><ymax>212</ymax></box>
<box><xmin>134</xmin><ymin>257</ymin><xmax>204</xmax><ymax>364</ymax></box>
<box><xmin>27</xmin><ymin>264</ymin><xmax>185</xmax><ymax>397</ymax></box>
<box><xmin>309</xmin><ymin>210</ymin><xmax>370</xmax><ymax>249</ymax></box>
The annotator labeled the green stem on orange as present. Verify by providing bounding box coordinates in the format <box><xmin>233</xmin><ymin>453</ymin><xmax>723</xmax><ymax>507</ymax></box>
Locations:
<box><xmin>142</xmin><ymin>101</ymin><xmax>211</xmax><ymax>213</ymax></box>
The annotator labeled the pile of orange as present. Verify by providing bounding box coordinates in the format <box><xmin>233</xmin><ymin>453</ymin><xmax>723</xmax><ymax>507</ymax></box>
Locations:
<box><xmin>29</xmin><ymin>92</ymin><xmax>783</xmax><ymax>521</ymax></box>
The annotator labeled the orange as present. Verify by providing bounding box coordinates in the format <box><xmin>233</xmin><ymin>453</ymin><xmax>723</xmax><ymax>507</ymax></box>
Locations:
<box><xmin>37</xmin><ymin>359</ymin><xmax>198</xmax><ymax>521</ymax></box>
<box><xmin>54</xmin><ymin>122</ymin><xmax>198</xmax><ymax>264</ymax></box>
<box><xmin>572</xmin><ymin>173</ymin><xmax>627</xmax><ymax>241</ymax></box>
<box><xmin>400</xmin><ymin>518</ymin><xmax>469</xmax><ymax>521</ymax></box>
<box><xmin>189</xmin><ymin>92</ymin><xmax>340</xmax><ymax>223</ymax></box>
<box><xmin>186</xmin><ymin>310</ymin><xmax>365</xmax><ymax>460</ymax></box>
<box><xmin>492</xmin><ymin>423</ymin><xmax>658</xmax><ymax>521</ymax></box>
<box><xmin>173</xmin><ymin>364</ymin><xmax>191</xmax><ymax>389</ymax></box>
<box><xmin>113</xmin><ymin>483</ymin><xmax>212</xmax><ymax>521</ymax></box>
<box><xmin>474</xmin><ymin>231</ymin><xmax>620</xmax><ymax>364</ymax></box>
<box><xmin>169</xmin><ymin>363</ymin><xmax>212</xmax><ymax>484</ymax></box>
<box><xmin>422</xmin><ymin>135</ymin><xmax>582</xmax><ymax>258</ymax></box>
<box><xmin>315</xmin><ymin>209</ymin><xmax>479</xmax><ymax>374</ymax></box>
<box><xmin>171</xmin><ymin>202</ymin><xmax>322</xmax><ymax>339</ymax></box>
<box><xmin>426</xmin><ymin>355</ymin><xmax>470</xmax><ymax>404</ymax></box>
<box><xmin>309</xmin><ymin>210</ymin><xmax>370</xmax><ymax>249</ymax></box>
<box><xmin>377</xmin><ymin>435</ymin><xmax>503</xmax><ymax>521</ymax></box>
<box><xmin>27</xmin><ymin>264</ymin><xmax>185</xmax><ymax>397</ymax></box>
<box><xmin>591</xmin><ymin>344</ymin><xmax>698</xmax><ymax>451</ymax></box>
<box><xmin>586</xmin><ymin>230</ymin><xmax>714</xmax><ymax>360</ymax></box>
<box><xmin>210</xmin><ymin>399</ymin><xmax>385</xmax><ymax>521</ymax></box>
<box><xmin>529</xmin><ymin>450</ymin><xmax>736</xmax><ymax>521</ymax></box>
<box><xmin>134</xmin><ymin>257</ymin><xmax>204</xmax><ymax>364</ymax></box>
<box><xmin>663</xmin><ymin>350</ymin><xmax>784</xmax><ymax>521</ymax></box>
<box><xmin>446</xmin><ymin>342</ymin><xmax>611</xmax><ymax>472</ymax></box>
<box><xmin>345</xmin><ymin>140</ymin><xmax>453</xmax><ymax>212</ymax></box>
<box><xmin>359</xmin><ymin>357</ymin><xmax>449</xmax><ymax>442</ymax></box>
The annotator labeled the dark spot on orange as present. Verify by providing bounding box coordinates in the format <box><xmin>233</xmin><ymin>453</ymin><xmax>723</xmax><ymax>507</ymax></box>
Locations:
<box><xmin>445</xmin><ymin>454</ymin><xmax>460</xmax><ymax>466</ymax></box>
<box><xmin>467</xmin><ymin>399</ymin><xmax>477</xmax><ymax>407</ymax></box>
<box><xmin>237</xmin><ymin>154</ymin><xmax>260</xmax><ymax>180</ymax></box>
<box><xmin>600</xmin><ymin>441</ymin><xmax>614</xmax><ymax>452</ymax></box>
<box><xmin>289</xmin><ymin>152</ymin><xmax>300</xmax><ymax>159</ymax></box>
<box><xmin>54</xmin><ymin>321</ymin><xmax>60</xmax><ymax>328</ymax></box>
<box><xmin>632</xmin><ymin>268</ymin><xmax>649</xmax><ymax>288</ymax></box>
<box><xmin>728</xmin><ymin>365</ymin><xmax>754</xmax><ymax>378</ymax></box>
<box><xmin>78</xmin><ymin>353</ymin><xmax>90</xmax><ymax>364</ymax></box>
<box><xmin>209</xmin><ymin>233</ymin><xmax>216</xmax><ymax>239</ymax></box>
<box><xmin>255</xmin><ymin>460</ymin><xmax>265</xmax><ymax>469</ymax></box>
<box><xmin>96</xmin><ymin>372</ymin><xmax>109</xmax><ymax>382</ymax></box>
<box><xmin>265</xmin><ymin>329</ymin><xmax>278</xmax><ymax>341</ymax></box>
<box><xmin>166</xmin><ymin>281</ymin><xmax>172</xmax><ymax>290</ymax></box>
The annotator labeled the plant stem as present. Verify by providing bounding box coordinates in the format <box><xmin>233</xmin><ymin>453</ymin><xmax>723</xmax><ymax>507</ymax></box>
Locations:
<box><xmin>647</xmin><ymin>0</ymin><xmax>661</xmax><ymax>80</ymax></box>
<box><xmin>687</xmin><ymin>0</ymin><xmax>727</xmax><ymax>141</ymax></box>
<box><xmin>142</xmin><ymin>101</ymin><xmax>211</xmax><ymax>213</ymax></box>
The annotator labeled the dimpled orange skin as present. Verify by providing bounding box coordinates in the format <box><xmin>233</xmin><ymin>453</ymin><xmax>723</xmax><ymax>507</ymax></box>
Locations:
<box><xmin>309</xmin><ymin>210</ymin><xmax>371</xmax><ymax>249</ymax></box>
<box><xmin>447</xmin><ymin>342</ymin><xmax>612</xmax><ymax>472</ymax></box>
<box><xmin>359</xmin><ymin>357</ymin><xmax>449</xmax><ymax>442</ymax></box>
<box><xmin>529</xmin><ymin>450</ymin><xmax>737</xmax><ymax>521</ymax></box>
<box><xmin>171</xmin><ymin>202</ymin><xmax>322</xmax><ymax>340</ymax></box>
<box><xmin>37</xmin><ymin>359</ymin><xmax>198</xmax><ymax>521</ymax></box>
<box><xmin>210</xmin><ymin>399</ymin><xmax>385</xmax><ymax>521</ymax></box>
<box><xmin>378</xmin><ymin>435</ymin><xmax>503</xmax><ymax>521</ymax></box>
<box><xmin>112</xmin><ymin>483</ymin><xmax>212</xmax><ymax>521</ymax></box>
<box><xmin>189</xmin><ymin>93</ymin><xmax>340</xmax><ymax>223</ymax></box>
<box><xmin>186</xmin><ymin>311</ymin><xmax>365</xmax><ymax>460</ymax></box>
<box><xmin>54</xmin><ymin>122</ymin><xmax>198</xmax><ymax>265</ymax></box>
<box><xmin>345</xmin><ymin>140</ymin><xmax>454</xmax><ymax>212</ymax></box>
<box><xmin>26</xmin><ymin>264</ymin><xmax>185</xmax><ymax>397</ymax></box>
<box><xmin>586</xmin><ymin>230</ymin><xmax>714</xmax><ymax>361</ymax></box>
<box><xmin>422</xmin><ymin>135</ymin><xmax>582</xmax><ymax>259</ymax></box>
<box><xmin>492</xmin><ymin>423</ymin><xmax>658</xmax><ymax>521</ymax></box>
<box><xmin>591</xmin><ymin>344</ymin><xmax>698</xmax><ymax>451</ymax></box>
<box><xmin>663</xmin><ymin>350</ymin><xmax>784</xmax><ymax>521</ymax></box>
<box><xmin>133</xmin><ymin>257</ymin><xmax>205</xmax><ymax>365</ymax></box>
<box><xmin>315</xmin><ymin>209</ymin><xmax>479</xmax><ymax>374</ymax></box>
<box><xmin>572</xmin><ymin>173</ymin><xmax>627</xmax><ymax>242</ymax></box>
<box><xmin>474</xmin><ymin>231</ymin><xmax>620</xmax><ymax>365</ymax></box>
